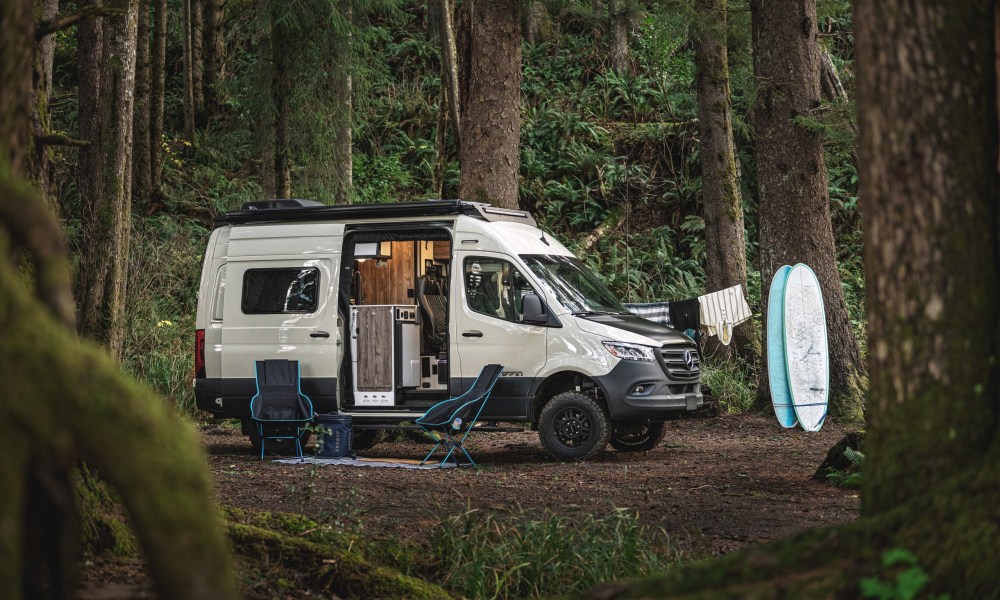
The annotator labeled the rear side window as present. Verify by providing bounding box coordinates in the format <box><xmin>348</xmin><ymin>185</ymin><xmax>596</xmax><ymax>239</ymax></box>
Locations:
<box><xmin>242</xmin><ymin>268</ymin><xmax>319</xmax><ymax>314</ymax></box>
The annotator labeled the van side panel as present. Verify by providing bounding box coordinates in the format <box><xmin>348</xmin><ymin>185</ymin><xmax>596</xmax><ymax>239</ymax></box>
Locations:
<box><xmin>196</xmin><ymin>223</ymin><xmax>345</xmax><ymax>418</ymax></box>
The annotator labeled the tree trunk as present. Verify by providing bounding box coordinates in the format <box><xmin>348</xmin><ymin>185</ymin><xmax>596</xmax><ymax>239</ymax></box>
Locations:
<box><xmin>457</xmin><ymin>0</ymin><xmax>522</xmax><ymax>210</ymax></box>
<box><xmin>74</xmin><ymin>0</ymin><xmax>107</xmax><ymax>338</ymax></box>
<box><xmin>693</xmin><ymin>0</ymin><xmax>757</xmax><ymax>362</ymax></box>
<box><xmin>191</xmin><ymin>0</ymin><xmax>205</xmax><ymax>126</ymax></box>
<box><xmin>30</xmin><ymin>0</ymin><xmax>59</xmax><ymax>207</ymax></box>
<box><xmin>522</xmin><ymin>0</ymin><xmax>544</xmax><ymax>45</ymax></box>
<box><xmin>149</xmin><ymin>0</ymin><xmax>167</xmax><ymax>197</ymax></box>
<box><xmin>202</xmin><ymin>0</ymin><xmax>224</xmax><ymax>118</ymax></box>
<box><xmin>271</xmin><ymin>8</ymin><xmax>291</xmax><ymax>199</ymax></box>
<box><xmin>98</xmin><ymin>0</ymin><xmax>140</xmax><ymax>358</ymax></box>
<box><xmin>855</xmin><ymin>0</ymin><xmax>998</xmax><ymax>516</ymax></box>
<box><xmin>132</xmin><ymin>0</ymin><xmax>152</xmax><ymax>213</ymax></box>
<box><xmin>608</xmin><ymin>0</ymin><xmax>631</xmax><ymax>75</ymax></box>
<box><xmin>181</xmin><ymin>0</ymin><xmax>195</xmax><ymax>141</ymax></box>
<box><xmin>818</xmin><ymin>50</ymin><xmax>846</xmax><ymax>102</ymax></box>
<box><xmin>333</xmin><ymin>2</ymin><xmax>352</xmax><ymax>205</ymax></box>
<box><xmin>0</xmin><ymin>0</ymin><xmax>33</xmax><ymax>177</ymax></box>
<box><xmin>438</xmin><ymin>0</ymin><xmax>461</xmax><ymax>153</ymax></box>
<box><xmin>751</xmin><ymin>0</ymin><xmax>864</xmax><ymax>421</ymax></box>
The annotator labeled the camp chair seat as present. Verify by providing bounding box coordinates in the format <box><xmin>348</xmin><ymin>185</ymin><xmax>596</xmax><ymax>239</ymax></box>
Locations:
<box><xmin>415</xmin><ymin>364</ymin><xmax>504</xmax><ymax>467</ymax></box>
<box><xmin>250</xmin><ymin>359</ymin><xmax>314</xmax><ymax>460</ymax></box>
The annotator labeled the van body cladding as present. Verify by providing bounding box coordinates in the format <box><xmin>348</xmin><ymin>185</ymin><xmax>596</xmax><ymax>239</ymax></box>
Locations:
<box><xmin>451</xmin><ymin>374</ymin><xmax>538</xmax><ymax>419</ymax></box>
<box><xmin>196</xmin><ymin>377</ymin><xmax>339</xmax><ymax>417</ymax></box>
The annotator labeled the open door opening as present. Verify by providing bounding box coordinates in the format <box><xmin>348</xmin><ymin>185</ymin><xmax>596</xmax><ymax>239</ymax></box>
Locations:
<box><xmin>340</xmin><ymin>228</ymin><xmax>453</xmax><ymax>412</ymax></box>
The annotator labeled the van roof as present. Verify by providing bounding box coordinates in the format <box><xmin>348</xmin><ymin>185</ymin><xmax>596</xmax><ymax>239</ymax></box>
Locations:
<box><xmin>216</xmin><ymin>199</ymin><xmax>536</xmax><ymax>228</ymax></box>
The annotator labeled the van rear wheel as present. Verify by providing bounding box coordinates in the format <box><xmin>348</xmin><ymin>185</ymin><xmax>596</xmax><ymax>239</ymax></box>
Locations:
<box><xmin>352</xmin><ymin>428</ymin><xmax>382</xmax><ymax>451</ymax></box>
<box><xmin>245</xmin><ymin>420</ymin><xmax>312</xmax><ymax>456</ymax></box>
<box><xmin>609</xmin><ymin>421</ymin><xmax>666</xmax><ymax>452</ymax></box>
<box><xmin>539</xmin><ymin>392</ymin><xmax>610</xmax><ymax>461</ymax></box>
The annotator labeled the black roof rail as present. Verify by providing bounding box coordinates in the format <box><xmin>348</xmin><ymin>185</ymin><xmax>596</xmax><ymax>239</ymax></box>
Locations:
<box><xmin>215</xmin><ymin>199</ymin><xmax>536</xmax><ymax>227</ymax></box>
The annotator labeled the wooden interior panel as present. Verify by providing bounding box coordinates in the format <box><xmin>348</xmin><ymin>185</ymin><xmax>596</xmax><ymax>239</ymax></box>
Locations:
<box><xmin>432</xmin><ymin>240</ymin><xmax>451</xmax><ymax>261</ymax></box>
<box><xmin>356</xmin><ymin>306</ymin><xmax>393</xmax><ymax>391</ymax></box>
<box><xmin>357</xmin><ymin>241</ymin><xmax>415</xmax><ymax>305</ymax></box>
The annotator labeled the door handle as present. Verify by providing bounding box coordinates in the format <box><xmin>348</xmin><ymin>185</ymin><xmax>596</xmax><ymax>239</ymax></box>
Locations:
<box><xmin>310</xmin><ymin>331</ymin><xmax>330</xmax><ymax>339</ymax></box>
<box><xmin>462</xmin><ymin>330</ymin><xmax>483</xmax><ymax>338</ymax></box>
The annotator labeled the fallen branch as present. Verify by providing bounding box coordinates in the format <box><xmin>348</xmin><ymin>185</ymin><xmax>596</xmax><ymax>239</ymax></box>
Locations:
<box><xmin>35</xmin><ymin>5</ymin><xmax>124</xmax><ymax>40</ymax></box>
<box><xmin>39</xmin><ymin>134</ymin><xmax>89</xmax><ymax>148</ymax></box>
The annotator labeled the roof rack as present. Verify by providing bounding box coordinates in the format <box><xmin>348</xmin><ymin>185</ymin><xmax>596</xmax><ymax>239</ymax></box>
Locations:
<box><xmin>215</xmin><ymin>199</ymin><xmax>535</xmax><ymax>227</ymax></box>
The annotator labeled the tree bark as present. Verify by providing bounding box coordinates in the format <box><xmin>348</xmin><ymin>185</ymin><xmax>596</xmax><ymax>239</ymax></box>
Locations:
<box><xmin>132</xmin><ymin>0</ymin><xmax>152</xmax><ymax>212</ymax></box>
<box><xmin>818</xmin><ymin>50</ymin><xmax>846</xmax><ymax>102</ymax></box>
<box><xmin>333</xmin><ymin>2</ymin><xmax>352</xmax><ymax>205</ymax></box>
<box><xmin>693</xmin><ymin>0</ymin><xmax>757</xmax><ymax>362</ymax></box>
<box><xmin>191</xmin><ymin>0</ymin><xmax>205</xmax><ymax>125</ymax></box>
<box><xmin>149</xmin><ymin>0</ymin><xmax>166</xmax><ymax>195</ymax></box>
<box><xmin>181</xmin><ymin>0</ymin><xmax>195</xmax><ymax>141</ymax></box>
<box><xmin>751</xmin><ymin>0</ymin><xmax>865</xmax><ymax>420</ymax></box>
<box><xmin>97</xmin><ymin>0</ymin><xmax>140</xmax><ymax>358</ymax></box>
<box><xmin>74</xmin><ymin>0</ymin><xmax>107</xmax><ymax>338</ymax></box>
<box><xmin>457</xmin><ymin>0</ymin><xmax>522</xmax><ymax>210</ymax></box>
<box><xmin>438</xmin><ymin>0</ymin><xmax>461</xmax><ymax>153</ymax></box>
<box><xmin>608</xmin><ymin>0</ymin><xmax>631</xmax><ymax>75</ymax></box>
<box><xmin>202</xmin><ymin>0</ymin><xmax>224</xmax><ymax>118</ymax></box>
<box><xmin>0</xmin><ymin>0</ymin><xmax>33</xmax><ymax>177</ymax></box>
<box><xmin>855</xmin><ymin>0</ymin><xmax>998</xmax><ymax>516</ymax></box>
<box><xmin>271</xmin><ymin>6</ymin><xmax>291</xmax><ymax>199</ymax></box>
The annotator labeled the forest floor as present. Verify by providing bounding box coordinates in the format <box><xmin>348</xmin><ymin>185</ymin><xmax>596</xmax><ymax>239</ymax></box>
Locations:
<box><xmin>77</xmin><ymin>411</ymin><xmax>860</xmax><ymax>598</ymax></box>
<box><xmin>205</xmin><ymin>411</ymin><xmax>859</xmax><ymax>557</ymax></box>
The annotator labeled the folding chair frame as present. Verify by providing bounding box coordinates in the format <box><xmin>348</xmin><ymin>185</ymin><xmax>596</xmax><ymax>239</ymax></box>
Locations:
<box><xmin>250</xmin><ymin>361</ymin><xmax>314</xmax><ymax>460</ymax></box>
<box><xmin>417</xmin><ymin>366</ymin><xmax>502</xmax><ymax>467</ymax></box>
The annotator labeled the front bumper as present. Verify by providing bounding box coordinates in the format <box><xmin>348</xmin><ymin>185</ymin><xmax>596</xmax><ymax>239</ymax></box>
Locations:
<box><xmin>593</xmin><ymin>359</ymin><xmax>703</xmax><ymax>421</ymax></box>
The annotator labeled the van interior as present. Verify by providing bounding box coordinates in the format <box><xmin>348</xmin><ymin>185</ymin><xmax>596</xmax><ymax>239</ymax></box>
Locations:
<box><xmin>341</xmin><ymin>229</ymin><xmax>454</xmax><ymax>411</ymax></box>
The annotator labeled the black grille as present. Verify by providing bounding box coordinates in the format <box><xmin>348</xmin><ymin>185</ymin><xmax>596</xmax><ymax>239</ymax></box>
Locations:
<box><xmin>660</xmin><ymin>346</ymin><xmax>700</xmax><ymax>382</ymax></box>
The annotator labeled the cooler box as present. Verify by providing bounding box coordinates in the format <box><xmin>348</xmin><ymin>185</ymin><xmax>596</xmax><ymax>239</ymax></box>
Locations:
<box><xmin>314</xmin><ymin>414</ymin><xmax>353</xmax><ymax>457</ymax></box>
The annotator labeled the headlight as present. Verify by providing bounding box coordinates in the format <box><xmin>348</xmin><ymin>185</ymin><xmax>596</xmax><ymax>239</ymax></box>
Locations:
<box><xmin>602</xmin><ymin>341</ymin><xmax>657</xmax><ymax>362</ymax></box>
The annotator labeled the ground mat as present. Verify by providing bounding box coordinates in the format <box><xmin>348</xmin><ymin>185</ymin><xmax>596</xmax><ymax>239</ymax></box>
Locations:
<box><xmin>273</xmin><ymin>456</ymin><xmax>457</xmax><ymax>469</ymax></box>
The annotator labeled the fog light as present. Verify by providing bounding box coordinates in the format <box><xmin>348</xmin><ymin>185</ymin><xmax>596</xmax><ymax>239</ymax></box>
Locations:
<box><xmin>631</xmin><ymin>384</ymin><xmax>654</xmax><ymax>396</ymax></box>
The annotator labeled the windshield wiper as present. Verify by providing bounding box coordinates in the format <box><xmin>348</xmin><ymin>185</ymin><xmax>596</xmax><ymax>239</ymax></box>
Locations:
<box><xmin>573</xmin><ymin>310</ymin><xmax>618</xmax><ymax>316</ymax></box>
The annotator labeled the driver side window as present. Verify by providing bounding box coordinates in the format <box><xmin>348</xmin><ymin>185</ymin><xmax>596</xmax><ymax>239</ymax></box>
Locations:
<box><xmin>464</xmin><ymin>257</ymin><xmax>537</xmax><ymax>323</ymax></box>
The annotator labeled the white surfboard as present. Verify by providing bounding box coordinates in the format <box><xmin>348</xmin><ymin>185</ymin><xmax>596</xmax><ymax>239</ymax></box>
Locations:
<box><xmin>783</xmin><ymin>264</ymin><xmax>828</xmax><ymax>432</ymax></box>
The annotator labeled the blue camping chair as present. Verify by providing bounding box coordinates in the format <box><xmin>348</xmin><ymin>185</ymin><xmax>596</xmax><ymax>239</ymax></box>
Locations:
<box><xmin>250</xmin><ymin>359</ymin><xmax>314</xmax><ymax>459</ymax></box>
<box><xmin>416</xmin><ymin>364</ymin><xmax>504</xmax><ymax>467</ymax></box>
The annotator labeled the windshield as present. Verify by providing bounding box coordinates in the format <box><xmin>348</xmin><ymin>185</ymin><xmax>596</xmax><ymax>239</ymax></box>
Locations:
<box><xmin>521</xmin><ymin>255</ymin><xmax>628</xmax><ymax>315</ymax></box>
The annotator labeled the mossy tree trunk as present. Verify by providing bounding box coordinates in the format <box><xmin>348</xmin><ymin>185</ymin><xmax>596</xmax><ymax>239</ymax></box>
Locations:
<box><xmin>693</xmin><ymin>0</ymin><xmax>758</xmax><ymax>362</ymax></box>
<box><xmin>751</xmin><ymin>0</ymin><xmax>865</xmax><ymax>421</ymax></box>
<box><xmin>608</xmin><ymin>0</ymin><xmax>631</xmax><ymax>75</ymax></box>
<box><xmin>457</xmin><ymin>0</ymin><xmax>522</xmax><ymax>210</ymax></box>
<box><xmin>333</xmin><ymin>2</ymin><xmax>352</xmax><ymax>205</ymax></box>
<box><xmin>854</xmin><ymin>0</ymin><xmax>998</xmax><ymax>515</ymax></box>
<box><xmin>202</xmin><ymin>0</ymin><xmax>225</xmax><ymax>119</ymax></box>
<box><xmin>577</xmin><ymin>1</ymin><xmax>1000</xmax><ymax>597</ymax></box>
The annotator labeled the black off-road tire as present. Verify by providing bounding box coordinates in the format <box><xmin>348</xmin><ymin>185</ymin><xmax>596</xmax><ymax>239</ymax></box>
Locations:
<box><xmin>351</xmin><ymin>428</ymin><xmax>382</xmax><ymax>451</ymax></box>
<box><xmin>609</xmin><ymin>421</ymin><xmax>667</xmax><ymax>452</ymax></box>
<box><xmin>539</xmin><ymin>391</ymin><xmax>611</xmax><ymax>461</ymax></box>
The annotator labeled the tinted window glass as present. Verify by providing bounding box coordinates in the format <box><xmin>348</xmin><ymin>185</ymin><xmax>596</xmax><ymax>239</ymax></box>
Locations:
<box><xmin>242</xmin><ymin>268</ymin><xmax>319</xmax><ymax>314</ymax></box>
<box><xmin>463</xmin><ymin>257</ymin><xmax>537</xmax><ymax>322</ymax></box>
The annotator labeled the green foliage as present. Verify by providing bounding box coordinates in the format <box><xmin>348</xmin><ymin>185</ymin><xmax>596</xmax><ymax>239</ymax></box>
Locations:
<box><xmin>826</xmin><ymin>446</ymin><xmax>865</xmax><ymax>488</ymax></box>
<box><xmin>700</xmin><ymin>355</ymin><xmax>757</xmax><ymax>413</ymax></box>
<box><xmin>860</xmin><ymin>549</ymin><xmax>950</xmax><ymax>600</ymax></box>
<box><xmin>426</xmin><ymin>507</ymin><xmax>679</xmax><ymax>599</ymax></box>
<box><xmin>120</xmin><ymin>215</ymin><xmax>209</xmax><ymax>413</ymax></box>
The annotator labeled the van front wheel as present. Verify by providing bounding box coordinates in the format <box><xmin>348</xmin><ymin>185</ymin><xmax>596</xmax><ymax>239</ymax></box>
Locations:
<box><xmin>539</xmin><ymin>392</ymin><xmax>610</xmax><ymax>461</ymax></box>
<box><xmin>609</xmin><ymin>421</ymin><xmax>666</xmax><ymax>452</ymax></box>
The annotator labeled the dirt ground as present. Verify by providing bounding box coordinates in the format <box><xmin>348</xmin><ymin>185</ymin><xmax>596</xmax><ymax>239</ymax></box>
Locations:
<box><xmin>205</xmin><ymin>412</ymin><xmax>860</xmax><ymax>557</ymax></box>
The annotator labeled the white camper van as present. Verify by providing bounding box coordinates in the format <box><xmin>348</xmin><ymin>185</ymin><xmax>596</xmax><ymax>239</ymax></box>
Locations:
<box><xmin>194</xmin><ymin>200</ymin><xmax>702</xmax><ymax>460</ymax></box>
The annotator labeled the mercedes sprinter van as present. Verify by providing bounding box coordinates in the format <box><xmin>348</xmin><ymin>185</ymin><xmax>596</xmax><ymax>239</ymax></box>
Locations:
<box><xmin>194</xmin><ymin>200</ymin><xmax>702</xmax><ymax>460</ymax></box>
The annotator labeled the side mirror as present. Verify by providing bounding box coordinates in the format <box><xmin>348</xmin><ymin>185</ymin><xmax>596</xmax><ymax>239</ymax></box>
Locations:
<box><xmin>520</xmin><ymin>294</ymin><xmax>547</xmax><ymax>324</ymax></box>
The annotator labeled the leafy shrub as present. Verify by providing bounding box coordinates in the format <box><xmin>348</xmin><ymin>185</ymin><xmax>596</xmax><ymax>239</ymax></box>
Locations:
<box><xmin>700</xmin><ymin>356</ymin><xmax>757</xmax><ymax>414</ymax></box>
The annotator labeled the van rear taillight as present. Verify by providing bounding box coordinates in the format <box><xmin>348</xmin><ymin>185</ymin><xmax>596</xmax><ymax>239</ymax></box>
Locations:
<box><xmin>195</xmin><ymin>329</ymin><xmax>206</xmax><ymax>378</ymax></box>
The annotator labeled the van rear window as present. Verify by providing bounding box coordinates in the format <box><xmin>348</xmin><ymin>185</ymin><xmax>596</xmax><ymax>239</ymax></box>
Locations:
<box><xmin>241</xmin><ymin>268</ymin><xmax>319</xmax><ymax>314</ymax></box>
